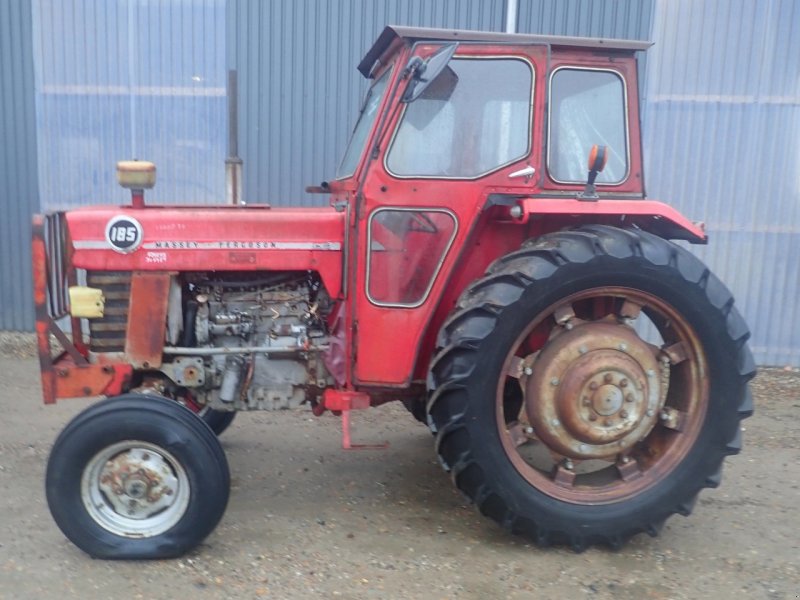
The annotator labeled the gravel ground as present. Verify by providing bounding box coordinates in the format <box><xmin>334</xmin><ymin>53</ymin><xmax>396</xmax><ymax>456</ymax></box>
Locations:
<box><xmin>0</xmin><ymin>343</ymin><xmax>797</xmax><ymax>599</ymax></box>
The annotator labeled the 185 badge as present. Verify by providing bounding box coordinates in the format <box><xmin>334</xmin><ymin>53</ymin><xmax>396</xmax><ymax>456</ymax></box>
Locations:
<box><xmin>105</xmin><ymin>215</ymin><xmax>143</xmax><ymax>253</ymax></box>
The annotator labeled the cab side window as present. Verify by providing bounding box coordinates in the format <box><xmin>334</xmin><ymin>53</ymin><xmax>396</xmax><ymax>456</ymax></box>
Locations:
<box><xmin>386</xmin><ymin>58</ymin><xmax>533</xmax><ymax>178</ymax></box>
<box><xmin>548</xmin><ymin>68</ymin><xmax>629</xmax><ymax>184</ymax></box>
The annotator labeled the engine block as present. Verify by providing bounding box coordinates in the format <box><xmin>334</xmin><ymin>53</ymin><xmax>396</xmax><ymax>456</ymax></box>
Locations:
<box><xmin>162</xmin><ymin>273</ymin><xmax>332</xmax><ymax>411</ymax></box>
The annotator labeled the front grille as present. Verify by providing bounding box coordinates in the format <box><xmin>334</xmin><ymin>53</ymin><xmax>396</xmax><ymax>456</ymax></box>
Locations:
<box><xmin>87</xmin><ymin>271</ymin><xmax>131</xmax><ymax>352</ymax></box>
<box><xmin>43</xmin><ymin>213</ymin><xmax>69</xmax><ymax>318</ymax></box>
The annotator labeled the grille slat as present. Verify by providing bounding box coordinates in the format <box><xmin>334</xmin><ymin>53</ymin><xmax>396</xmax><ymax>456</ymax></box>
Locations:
<box><xmin>88</xmin><ymin>271</ymin><xmax>131</xmax><ymax>353</ymax></box>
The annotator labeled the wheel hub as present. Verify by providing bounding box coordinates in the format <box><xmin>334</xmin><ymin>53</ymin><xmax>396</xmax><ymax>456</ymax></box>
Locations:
<box><xmin>525</xmin><ymin>321</ymin><xmax>665</xmax><ymax>459</ymax></box>
<box><xmin>98</xmin><ymin>448</ymin><xmax>179</xmax><ymax>519</ymax></box>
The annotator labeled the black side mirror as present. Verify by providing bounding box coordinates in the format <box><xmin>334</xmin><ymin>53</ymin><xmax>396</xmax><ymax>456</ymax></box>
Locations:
<box><xmin>402</xmin><ymin>43</ymin><xmax>458</xmax><ymax>103</ymax></box>
<box><xmin>578</xmin><ymin>145</ymin><xmax>609</xmax><ymax>201</ymax></box>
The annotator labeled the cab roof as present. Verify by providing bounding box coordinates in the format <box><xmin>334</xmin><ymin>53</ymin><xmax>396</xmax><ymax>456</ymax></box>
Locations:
<box><xmin>358</xmin><ymin>25</ymin><xmax>653</xmax><ymax>77</ymax></box>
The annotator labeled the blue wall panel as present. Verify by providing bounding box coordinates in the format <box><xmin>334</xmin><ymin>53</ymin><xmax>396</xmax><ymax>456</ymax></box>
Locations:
<box><xmin>0</xmin><ymin>0</ymin><xmax>39</xmax><ymax>330</ymax></box>
<box><xmin>32</xmin><ymin>0</ymin><xmax>227</xmax><ymax>208</ymax></box>
<box><xmin>643</xmin><ymin>0</ymin><xmax>800</xmax><ymax>365</ymax></box>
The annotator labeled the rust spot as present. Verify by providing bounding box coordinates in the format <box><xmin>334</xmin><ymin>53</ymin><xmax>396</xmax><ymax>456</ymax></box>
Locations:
<box><xmin>125</xmin><ymin>272</ymin><xmax>170</xmax><ymax>369</ymax></box>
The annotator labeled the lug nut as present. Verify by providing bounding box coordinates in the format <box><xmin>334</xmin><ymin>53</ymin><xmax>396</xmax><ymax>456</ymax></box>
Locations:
<box><xmin>620</xmin><ymin>410</ymin><xmax>629</xmax><ymax>418</ymax></box>
<box><xmin>620</xmin><ymin>378</ymin><xmax>628</xmax><ymax>388</ymax></box>
<box><xmin>524</xmin><ymin>426</ymin><xmax>534</xmax><ymax>434</ymax></box>
<box><xmin>646</xmin><ymin>409</ymin><xmax>655</xmax><ymax>417</ymax></box>
<box><xmin>582</xmin><ymin>397</ymin><xmax>590</xmax><ymax>406</ymax></box>
<box><xmin>550</xmin><ymin>377</ymin><xmax>560</xmax><ymax>386</ymax></box>
<box><xmin>589</xmin><ymin>414</ymin><xmax>597</xmax><ymax>421</ymax></box>
<box><xmin>625</xmin><ymin>394</ymin><xmax>635</xmax><ymax>403</ymax></box>
<box><xmin>578</xmin><ymin>345</ymin><xmax>588</xmax><ymax>355</ymax></box>
<box><xmin>524</xmin><ymin>367</ymin><xmax>533</xmax><ymax>376</ymax></box>
<box><xmin>604</xmin><ymin>419</ymin><xmax>612</xmax><ymax>426</ymax></box>
<box><xmin>589</xmin><ymin>382</ymin><xmax>598</xmax><ymax>391</ymax></box>
<box><xmin>604</xmin><ymin>373</ymin><xmax>613</xmax><ymax>383</ymax></box>
<box><xmin>618</xmin><ymin>343</ymin><xmax>628</xmax><ymax>352</ymax></box>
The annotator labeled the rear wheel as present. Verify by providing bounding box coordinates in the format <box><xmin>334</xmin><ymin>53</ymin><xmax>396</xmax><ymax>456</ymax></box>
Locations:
<box><xmin>427</xmin><ymin>226</ymin><xmax>754</xmax><ymax>550</ymax></box>
<box><xmin>46</xmin><ymin>394</ymin><xmax>230</xmax><ymax>559</ymax></box>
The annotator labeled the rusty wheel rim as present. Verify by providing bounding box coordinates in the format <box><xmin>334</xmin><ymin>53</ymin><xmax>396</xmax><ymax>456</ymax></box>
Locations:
<box><xmin>81</xmin><ymin>440</ymin><xmax>190</xmax><ymax>537</ymax></box>
<box><xmin>496</xmin><ymin>287</ymin><xmax>708</xmax><ymax>504</ymax></box>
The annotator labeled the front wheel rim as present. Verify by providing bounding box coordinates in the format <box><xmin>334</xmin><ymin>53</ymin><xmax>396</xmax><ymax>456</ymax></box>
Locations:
<box><xmin>80</xmin><ymin>440</ymin><xmax>190</xmax><ymax>538</ymax></box>
<box><xmin>496</xmin><ymin>287</ymin><xmax>709</xmax><ymax>505</ymax></box>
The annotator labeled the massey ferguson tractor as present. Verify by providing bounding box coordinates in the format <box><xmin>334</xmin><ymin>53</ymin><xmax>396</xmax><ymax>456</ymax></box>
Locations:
<box><xmin>32</xmin><ymin>26</ymin><xmax>754</xmax><ymax>558</ymax></box>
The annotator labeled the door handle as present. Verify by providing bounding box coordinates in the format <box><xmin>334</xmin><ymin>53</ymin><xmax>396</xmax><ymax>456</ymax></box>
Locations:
<box><xmin>508</xmin><ymin>165</ymin><xmax>536</xmax><ymax>183</ymax></box>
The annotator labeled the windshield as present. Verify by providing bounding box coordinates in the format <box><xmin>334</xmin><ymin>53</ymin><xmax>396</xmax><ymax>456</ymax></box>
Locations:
<box><xmin>336</xmin><ymin>70</ymin><xmax>391</xmax><ymax>179</ymax></box>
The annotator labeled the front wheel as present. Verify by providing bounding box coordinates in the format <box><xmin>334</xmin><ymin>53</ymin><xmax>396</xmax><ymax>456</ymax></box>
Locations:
<box><xmin>427</xmin><ymin>226</ymin><xmax>755</xmax><ymax>550</ymax></box>
<box><xmin>46</xmin><ymin>394</ymin><xmax>230</xmax><ymax>559</ymax></box>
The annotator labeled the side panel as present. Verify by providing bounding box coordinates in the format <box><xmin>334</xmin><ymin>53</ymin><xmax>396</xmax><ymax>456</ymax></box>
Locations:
<box><xmin>124</xmin><ymin>272</ymin><xmax>171</xmax><ymax>369</ymax></box>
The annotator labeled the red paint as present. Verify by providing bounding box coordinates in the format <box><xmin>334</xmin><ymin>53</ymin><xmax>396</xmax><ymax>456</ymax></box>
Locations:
<box><xmin>66</xmin><ymin>206</ymin><xmax>346</xmax><ymax>298</ymax></box>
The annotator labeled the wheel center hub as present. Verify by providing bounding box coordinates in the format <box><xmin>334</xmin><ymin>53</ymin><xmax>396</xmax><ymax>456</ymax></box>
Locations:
<box><xmin>525</xmin><ymin>321</ymin><xmax>666</xmax><ymax>459</ymax></box>
<box><xmin>98</xmin><ymin>448</ymin><xmax>179</xmax><ymax>519</ymax></box>
<box><xmin>593</xmin><ymin>384</ymin><xmax>623</xmax><ymax>415</ymax></box>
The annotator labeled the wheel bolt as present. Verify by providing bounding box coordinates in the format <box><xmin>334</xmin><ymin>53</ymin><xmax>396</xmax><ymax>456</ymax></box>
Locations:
<box><xmin>625</xmin><ymin>394</ymin><xmax>635</xmax><ymax>403</ymax></box>
<box><xmin>563</xmin><ymin>459</ymin><xmax>574</xmax><ymax>470</ymax></box>
<box><xmin>552</xmin><ymin>418</ymin><xmax>560</xmax><ymax>426</ymax></box>
<box><xmin>620</xmin><ymin>410</ymin><xmax>629</xmax><ymax>419</ymax></box>
<box><xmin>550</xmin><ymin>377</ymin><xmax>560</xmax><ymax>386</ymax></box>
<box><xmin>620</xmin><ymin>378</ymin><xmax>628</xmax><ymax>388</ymax></box>
<box><xmin>589</xmin><ymin>382</ymin><xmax>598</xmax><ymax>391</ymax></box>
<box><xmin>604</xmin><ymin>419</ymin><xmax>612</xmax><ymax>426</ymax></box>
<box><xmin>589</xmin><ymin>414</ymin><xmax>597</xmax><ymax>422</ymax></box>
<box><xmin>646</xmin><ymin>409</ymin><xmax>655</xmax><ymax>417</ymax></box>
<box><xmin>523</xmin><ymin>367</ymin><xmax>533</xmax><ymax>376</ymax></box>
<box><xmin>524</xmin><ymin>426</ymin><xmax>534</xmax><ymax>434</ymax></box>
<box><xmin>582</xmin><ymin>397</ymin><xmax>590</xmax><ymax>406</ymax></box>
<box><xmin>578</xmin><ymin>346</ymin><xmax>588</xmax><ymax>355</ymax></box>
<box><xmin>618</xmin><ymin>343</ymin><xmax>628</xmax><ymax>352</ymax></box>
<box><xmin>604</xmin><ymin>373</ymin><xmax>613</xmax><ymax>383</ymax></box>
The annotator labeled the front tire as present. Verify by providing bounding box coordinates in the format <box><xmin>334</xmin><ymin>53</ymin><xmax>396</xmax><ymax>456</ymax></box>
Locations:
<box><xmin>46</xmin><ymin>394</ymin><xmax>230</xmax><ymax>559</ymax></box>
<box><xmin>427</xmin><ymin>226</ymin><xmax>754</xmax><ymax>550</ymax></box>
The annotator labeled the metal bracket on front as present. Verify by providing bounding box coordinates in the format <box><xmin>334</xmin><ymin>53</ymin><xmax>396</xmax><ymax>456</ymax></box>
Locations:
<box><xmin>322</xmin><ymin>390</ymin><xmax>389</xmax><ymax>450</ymax></box>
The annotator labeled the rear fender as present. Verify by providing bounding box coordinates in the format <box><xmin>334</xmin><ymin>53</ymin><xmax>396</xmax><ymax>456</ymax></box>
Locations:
<box><xmin>512</xmin><ymin>198</ymin><xmax>707</xmax><ymax>244</ymax></box>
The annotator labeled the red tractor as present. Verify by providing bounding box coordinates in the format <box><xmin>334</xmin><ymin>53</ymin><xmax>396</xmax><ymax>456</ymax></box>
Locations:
<box><xmin>33</xmin><ymin>26</ymin><xmax>754</xmax><ymax>558</ymax></box>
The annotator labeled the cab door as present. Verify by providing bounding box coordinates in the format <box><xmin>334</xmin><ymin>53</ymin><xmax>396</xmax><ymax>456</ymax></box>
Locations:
<box><xmin>352</xmin><ymin>42</ymin><xmax>547</xmax><ymax>386</ymax></box>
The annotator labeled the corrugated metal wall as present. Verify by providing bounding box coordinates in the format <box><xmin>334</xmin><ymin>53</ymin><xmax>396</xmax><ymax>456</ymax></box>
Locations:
<box><xmin>643</xmin><ymin>0</ymin><xmax>800</xmax><ymax>366</ymax></box>
<box><xmin>0</xmin><ymin>1</ymin><xmax>39</xmax><ymax>330</ymax></box>
<box><xmin>32</xmin><ymin>0</ymin><xmax>226</xmax><ymax>209</ymax></box>
<box><xmin>517</xmin><ymin>0</ymin><xmax>652</xmax><ymax>40</ymax></box>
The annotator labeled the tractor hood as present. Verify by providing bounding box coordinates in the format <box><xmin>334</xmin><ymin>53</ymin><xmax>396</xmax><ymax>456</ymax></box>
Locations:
<box><xmin>64</xmin><ymin>205</ymin><xmax>346</xmax><ymax>297</ymax></box>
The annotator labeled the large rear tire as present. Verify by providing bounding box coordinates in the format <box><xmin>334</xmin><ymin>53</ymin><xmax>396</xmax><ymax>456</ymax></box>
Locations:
<box><xmin>46</xmin><ymin>394</ymin><xmax>230</xmax><ymax>559</ymax></box>
<box><xmin>426</xmin><ymin>226</ymin><xmax>754</xmax><ymax>550</ymax></box>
